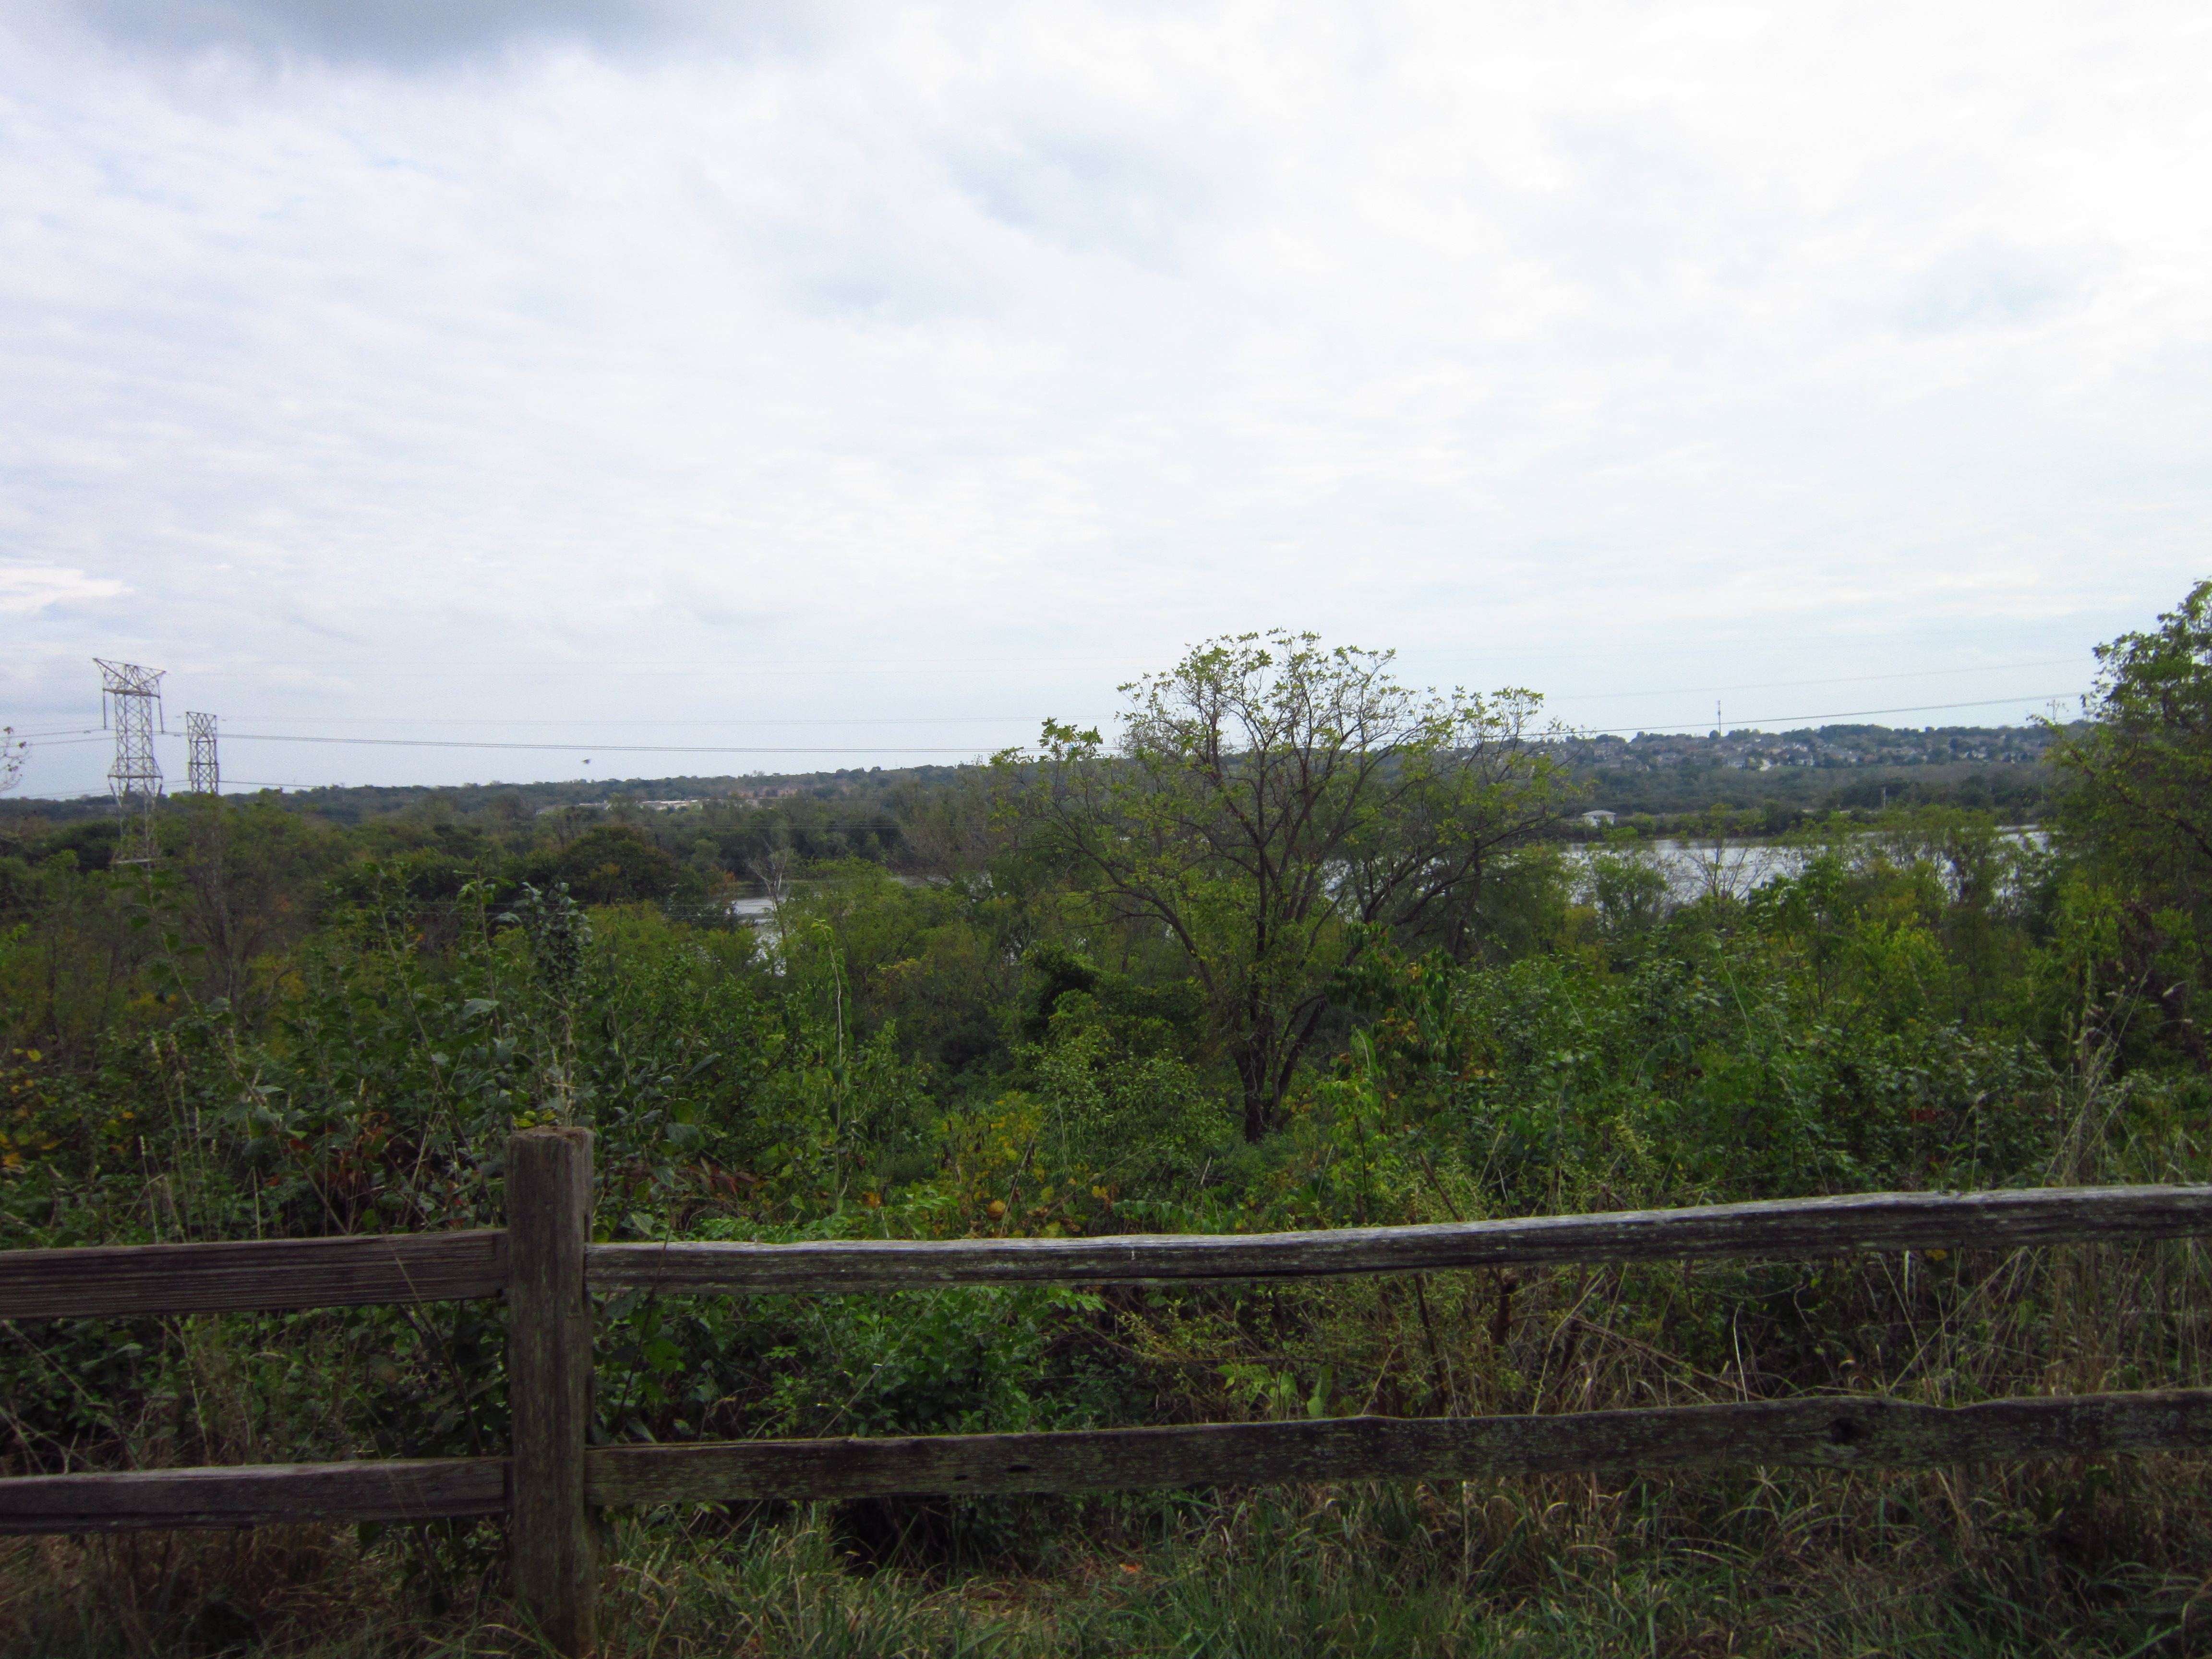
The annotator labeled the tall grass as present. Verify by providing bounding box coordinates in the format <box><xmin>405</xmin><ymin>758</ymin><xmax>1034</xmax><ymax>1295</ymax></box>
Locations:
<box><xmin>14</xmin><ymin>1469</ymin><xmax>2205</xmax><ymax>1659</ymax></box>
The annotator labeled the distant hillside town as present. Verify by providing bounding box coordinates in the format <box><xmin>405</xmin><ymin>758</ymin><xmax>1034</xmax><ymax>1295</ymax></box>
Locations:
<box><xmin>1554</xmin><ymin>721</ymin><xmax>2074</xmax><ymax>821</ymax></box>
<box><xmin>1551</xmin><ymin>721</ymin><xmax>2063</xmax><ymax>773</ymax></box>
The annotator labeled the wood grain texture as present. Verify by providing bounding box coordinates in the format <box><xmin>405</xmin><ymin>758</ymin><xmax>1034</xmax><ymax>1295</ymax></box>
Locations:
<box><xmin>586</xmin><ymin>1390</ymin><xmax>2212</xmax><ymax>1505</ymax></box>
<box><xmin>0</xmin><ymin>1230</ymin><xmax>508</xmax><ymax>1320</ymax></box>
<box><xmin>506</xmin><ymin>1128</ymin><xmax>597</xmax><ymax>1659</ymax></box>
<box><xmin>0</xmin><ymin>1458</ymin><xmax>506</xmax><ymax>1533</ymax></box>
<box><xmin>15</xmin><ymin>1390</ymin><xmax>2204</xmax><ymax>1533</ymax></box>
<box><xmin>587</xmin><ymin>1186</ymin><xmax>2212</xmax><ymax>1295</ymax></box>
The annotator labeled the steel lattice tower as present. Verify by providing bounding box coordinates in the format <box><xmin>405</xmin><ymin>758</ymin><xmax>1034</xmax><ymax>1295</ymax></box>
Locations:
<box><xmin>95</xmin><ymin>660</ymin><xmax>166</xmax><ymax>863</ymax></box>
<box><xmin>185</xmin><ymin>711</ymin><xmax>219</xmax><ymax>796</ymax></box>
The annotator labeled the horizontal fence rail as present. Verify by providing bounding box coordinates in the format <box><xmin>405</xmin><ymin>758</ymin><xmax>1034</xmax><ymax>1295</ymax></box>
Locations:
<box><xmin>586</xmin><ymin>1185</ymin><xmax>2212</xmax><ymax>1296</ymax></box>
<box><xmin>14</xmin><ymin>1389</ymin><xmax>2212</xmax><ymax>1534</ymax></box>
<box><xmin>0</xmin><ymin>1457</ymin><xmax>508</xmax><ymax>1534</ymax></box>
<box><xmin>0</xmin><ymin>1229</ymin><xmax>510</xmax><ymax>1321</ymax></box>
<box><xmin>584</xmin><ymin>1389</ymin><xmax>2212</xmax><ymax>1504</ymax></box>
<box><xmin>10</xmin><ymin>1189</ymin><xmax>2208</xmax><ymax>1321</ymax></box>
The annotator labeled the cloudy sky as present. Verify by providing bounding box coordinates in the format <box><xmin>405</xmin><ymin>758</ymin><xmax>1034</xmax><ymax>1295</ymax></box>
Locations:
<box><xmin>2</xmin><ymin>0</ymin><xmax>2207</xmax><ymax>796</ymax></box>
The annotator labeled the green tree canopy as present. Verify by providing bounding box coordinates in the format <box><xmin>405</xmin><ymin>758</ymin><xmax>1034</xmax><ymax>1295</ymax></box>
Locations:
<box><xmin>556</xmin><ymin>825</ymin><xmax>685</xmax><ymax>905</ymax></box>
<box><xmin>998</xmin><ymin>630</ymin><xmax>1574</xmax><ymax>1140</ymax></box>
<box><xmin>2053</xmin><ymin>579</ymin><xmax>2212</xmax><ymax>900</ymax></box>
<box><xmin>2049</xmin><ymin>578</ymin><xmax>2212</xmax><ymax>1063</ymax></box>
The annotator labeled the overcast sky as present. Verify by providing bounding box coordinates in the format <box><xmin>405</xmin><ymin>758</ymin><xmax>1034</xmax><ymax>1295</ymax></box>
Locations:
<box><xmin>3</xmin><ymin>0</ymin><xmax>2208</xmax><ymax>796</ymax></box>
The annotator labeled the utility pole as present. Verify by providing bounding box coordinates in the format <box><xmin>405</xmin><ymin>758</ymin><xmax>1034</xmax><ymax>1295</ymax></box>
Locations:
<box><xmin>185</xmin><ymin>712</ymin><xmax>219</xmax><ymax>795</ymax></box>
<box><xmin>95</xmin><ymin>660</ymin><xmax>165</xmax><ymax>864</ymax></box>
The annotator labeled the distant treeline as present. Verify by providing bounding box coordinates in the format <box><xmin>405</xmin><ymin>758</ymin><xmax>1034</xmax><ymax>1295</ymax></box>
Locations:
<box><xmin>0</xmin><ymin>723</ymin><xmax>2068</xmax><ymax>847</ymax></box>
<box><xmin>0</xmin><ymin>768</ymin><xmax>952</xmax><ymax>907</ymax></box>
<box><xmin>0</xmin><ymin>762</ymin><xmax>964</xmax><ymax>828</ymax></box>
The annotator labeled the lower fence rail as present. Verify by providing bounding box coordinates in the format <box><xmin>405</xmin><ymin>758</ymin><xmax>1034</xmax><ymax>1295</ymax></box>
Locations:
<box><xmin>0</xmin><ymin>1457</ymin><xmax>507</xmax><ymax>1533</ymax></box>
<box><xmin>584</xmin><ymin>1388</ymin><xmax>2212</xmax><ymax>1503</ymax></box>
<box><xmin>11</xmin><ymin>1388</ymin><xmax>2212</xmax><ymax>1535</ymax></box>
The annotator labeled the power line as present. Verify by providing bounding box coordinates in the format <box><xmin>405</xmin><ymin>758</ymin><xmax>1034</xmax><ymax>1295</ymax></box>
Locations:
<box><xmin>7</xmin><ymin>656</ymin><xmax>2094</xmax><ymax>737</ymax></box>
<box><xmin>1572</xmin><ymin>692</ymin><xmax>2077</xmax><ymax>736</ymax></box>
<box><xmin>192</xmin><ymin>692</ymin><xmax>2074</xmax><ymax>755</ymax></box>
<box><xmin>190</xmin><ymin>657</ymin><xmax>2100</xmax><ymax>717</ymax></box>
<box><xmin>222</xmin><ymin>734</ymin><xmax>999</xmax><ymax>754</ymax></box>
<box><xmin>106</xmin><ymin>645</ymin><xmax>2102</xmax><ymax>682</ymax></box>
<box><xmin>8</xmin><ymin>675</ymin><xmax>2086</xmax><ymax>806</ymax></box>
<box><xmin>1547</xmin><ymin>656</ymin><xmax>2089</xmax><ymax>702</ymax></box>
<box><xmin>201</xmin><ymin>715</ymin><xmax>1040</xmax><ymax>728</ymax></box>
<box><xmin>18</xmin><ymin>693</ymin><xmax>2080</xmax><ymax>763</ymax></box>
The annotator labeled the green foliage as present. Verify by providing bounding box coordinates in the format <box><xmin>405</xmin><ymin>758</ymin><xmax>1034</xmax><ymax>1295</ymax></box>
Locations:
<box><xmin>2048</xmin><ymin>578</ymin><xmax>2212</xmax><ymax>1070</ymax></box>
<box><xmin>999</xmin><ymin>630</ymin><xmax>1576</xmax><ymax>1140</ymax></box>
<box><xmin>554</xmin><ymin>825</ymin><xmax>690</xmax><ymax>905</ymax></box>
<box><xmin>2054</xmin><ymin>577</ymin><xmax>2212</xmax><ymax>884</ymax></box>
<box><xmin>776</xmin><ymin>860</ymin><xmax>1023</xmax><ymax>1082</ymax></box>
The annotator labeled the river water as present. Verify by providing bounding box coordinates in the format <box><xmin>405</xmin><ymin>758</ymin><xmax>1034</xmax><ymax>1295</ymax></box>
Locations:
<box><xmin>1566</xmin><ymin>829</ymin><xmax>2049</xmax><ymax>905</ymax></box>
<box><xmin>720</xmin><ymin>831</ymin><xmax>2050</xmax><ymax>932</ymax></box>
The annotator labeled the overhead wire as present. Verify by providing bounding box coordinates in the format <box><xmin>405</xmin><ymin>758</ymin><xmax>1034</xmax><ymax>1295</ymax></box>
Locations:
<box><xmin>1570</xmin><ymin>692</ymin><xmax>2078</xmax><ymax>736</ymax></box>
<box><xmin>222</xmin><ymin>734</ymin><xmax>996</xmax><ymax>754</ymax></box>
<box><xmin>1547</xmin><ymin>656</ymin><xmax>2088</xmax><ymax>701</ymax></box>
<box><xmin>9</xmin><ymin>655</ymin><xmax>2089</xmax><ymax>808</ymax></box>
<box><xmin>10</xmin><ymin>692</ymin><xmax>2078</xmax><ymax>764</ymax></box>
<box><xmin>10</xmin><ymin>655</ymin><xmax>2090</xmax><ymax>737</ymax></box>
<box><xmin>99</xmin><ymin>648</ymin><xmax>2095</xmax><ymax>679</ymax></box>
<box><xmin>220</xmin><ymin>691</ymin><xmax>2075</xmax><ymax>751</ymax></box>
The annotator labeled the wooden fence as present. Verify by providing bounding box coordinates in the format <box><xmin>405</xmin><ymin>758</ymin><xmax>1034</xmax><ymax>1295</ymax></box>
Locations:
<box><xmin>6</xmin><ymin>1125</ymin><xmax>2212</xmax><ymax>1655</ymax></box>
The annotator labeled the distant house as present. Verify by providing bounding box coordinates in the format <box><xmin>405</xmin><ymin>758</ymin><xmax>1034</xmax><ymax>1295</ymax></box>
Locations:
<box><xmin>1580</xmin><ymin>810</ymin><xmax>1618</xmax><ymax>828</ymax></box>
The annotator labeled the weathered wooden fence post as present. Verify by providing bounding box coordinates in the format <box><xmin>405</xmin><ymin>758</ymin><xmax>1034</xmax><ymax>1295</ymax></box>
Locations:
<box><xmin>507</xmin><ymin>1127</ymin><xmax>597</xmax><ymax>1656</ymax></box>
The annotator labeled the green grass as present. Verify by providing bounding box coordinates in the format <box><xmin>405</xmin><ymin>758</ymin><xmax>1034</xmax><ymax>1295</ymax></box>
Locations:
<box><xmin>13</xmin><ymin>1473</ymin><xmax>2207</xmax><ymax>1659</ymax></box>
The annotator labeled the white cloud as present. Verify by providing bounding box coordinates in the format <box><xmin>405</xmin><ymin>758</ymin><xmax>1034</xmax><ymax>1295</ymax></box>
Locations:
<box><xmin>0</xmin><ymin>0</ymin><xmax>2206</xmax><ymax>793</ymax></box>
<box><xmin>0</xmin><ymin>563</ymin><xmax>127</xmax><ymax>616</ymax></box>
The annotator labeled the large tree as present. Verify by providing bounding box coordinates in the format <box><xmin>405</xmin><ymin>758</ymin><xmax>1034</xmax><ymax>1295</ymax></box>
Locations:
<box><xmin>2049</xmin><ymin>580</ymin><xmax>2212</xmax><ymax>1051</ymax></box>
<box><xmin>2053</xmin><ymin>580</ymin><xmax>2212</xmax><ymax>890</ymax></box>
<box><xmin>998</xmin><ymin>631</ymin><xmax>1574</xmax><ymax>1140</ymax></box>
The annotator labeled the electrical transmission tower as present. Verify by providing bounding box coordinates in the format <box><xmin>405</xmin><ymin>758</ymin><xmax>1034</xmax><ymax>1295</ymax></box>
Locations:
<box><xmin>185</xmin><ymin>711</ymin><xmax>219</xmax><ymax>795</ymax></box>
<box><xmin>95</xmin><ymin>660</ymin><xmax>166</xmax><ymax>863</ymax></box>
